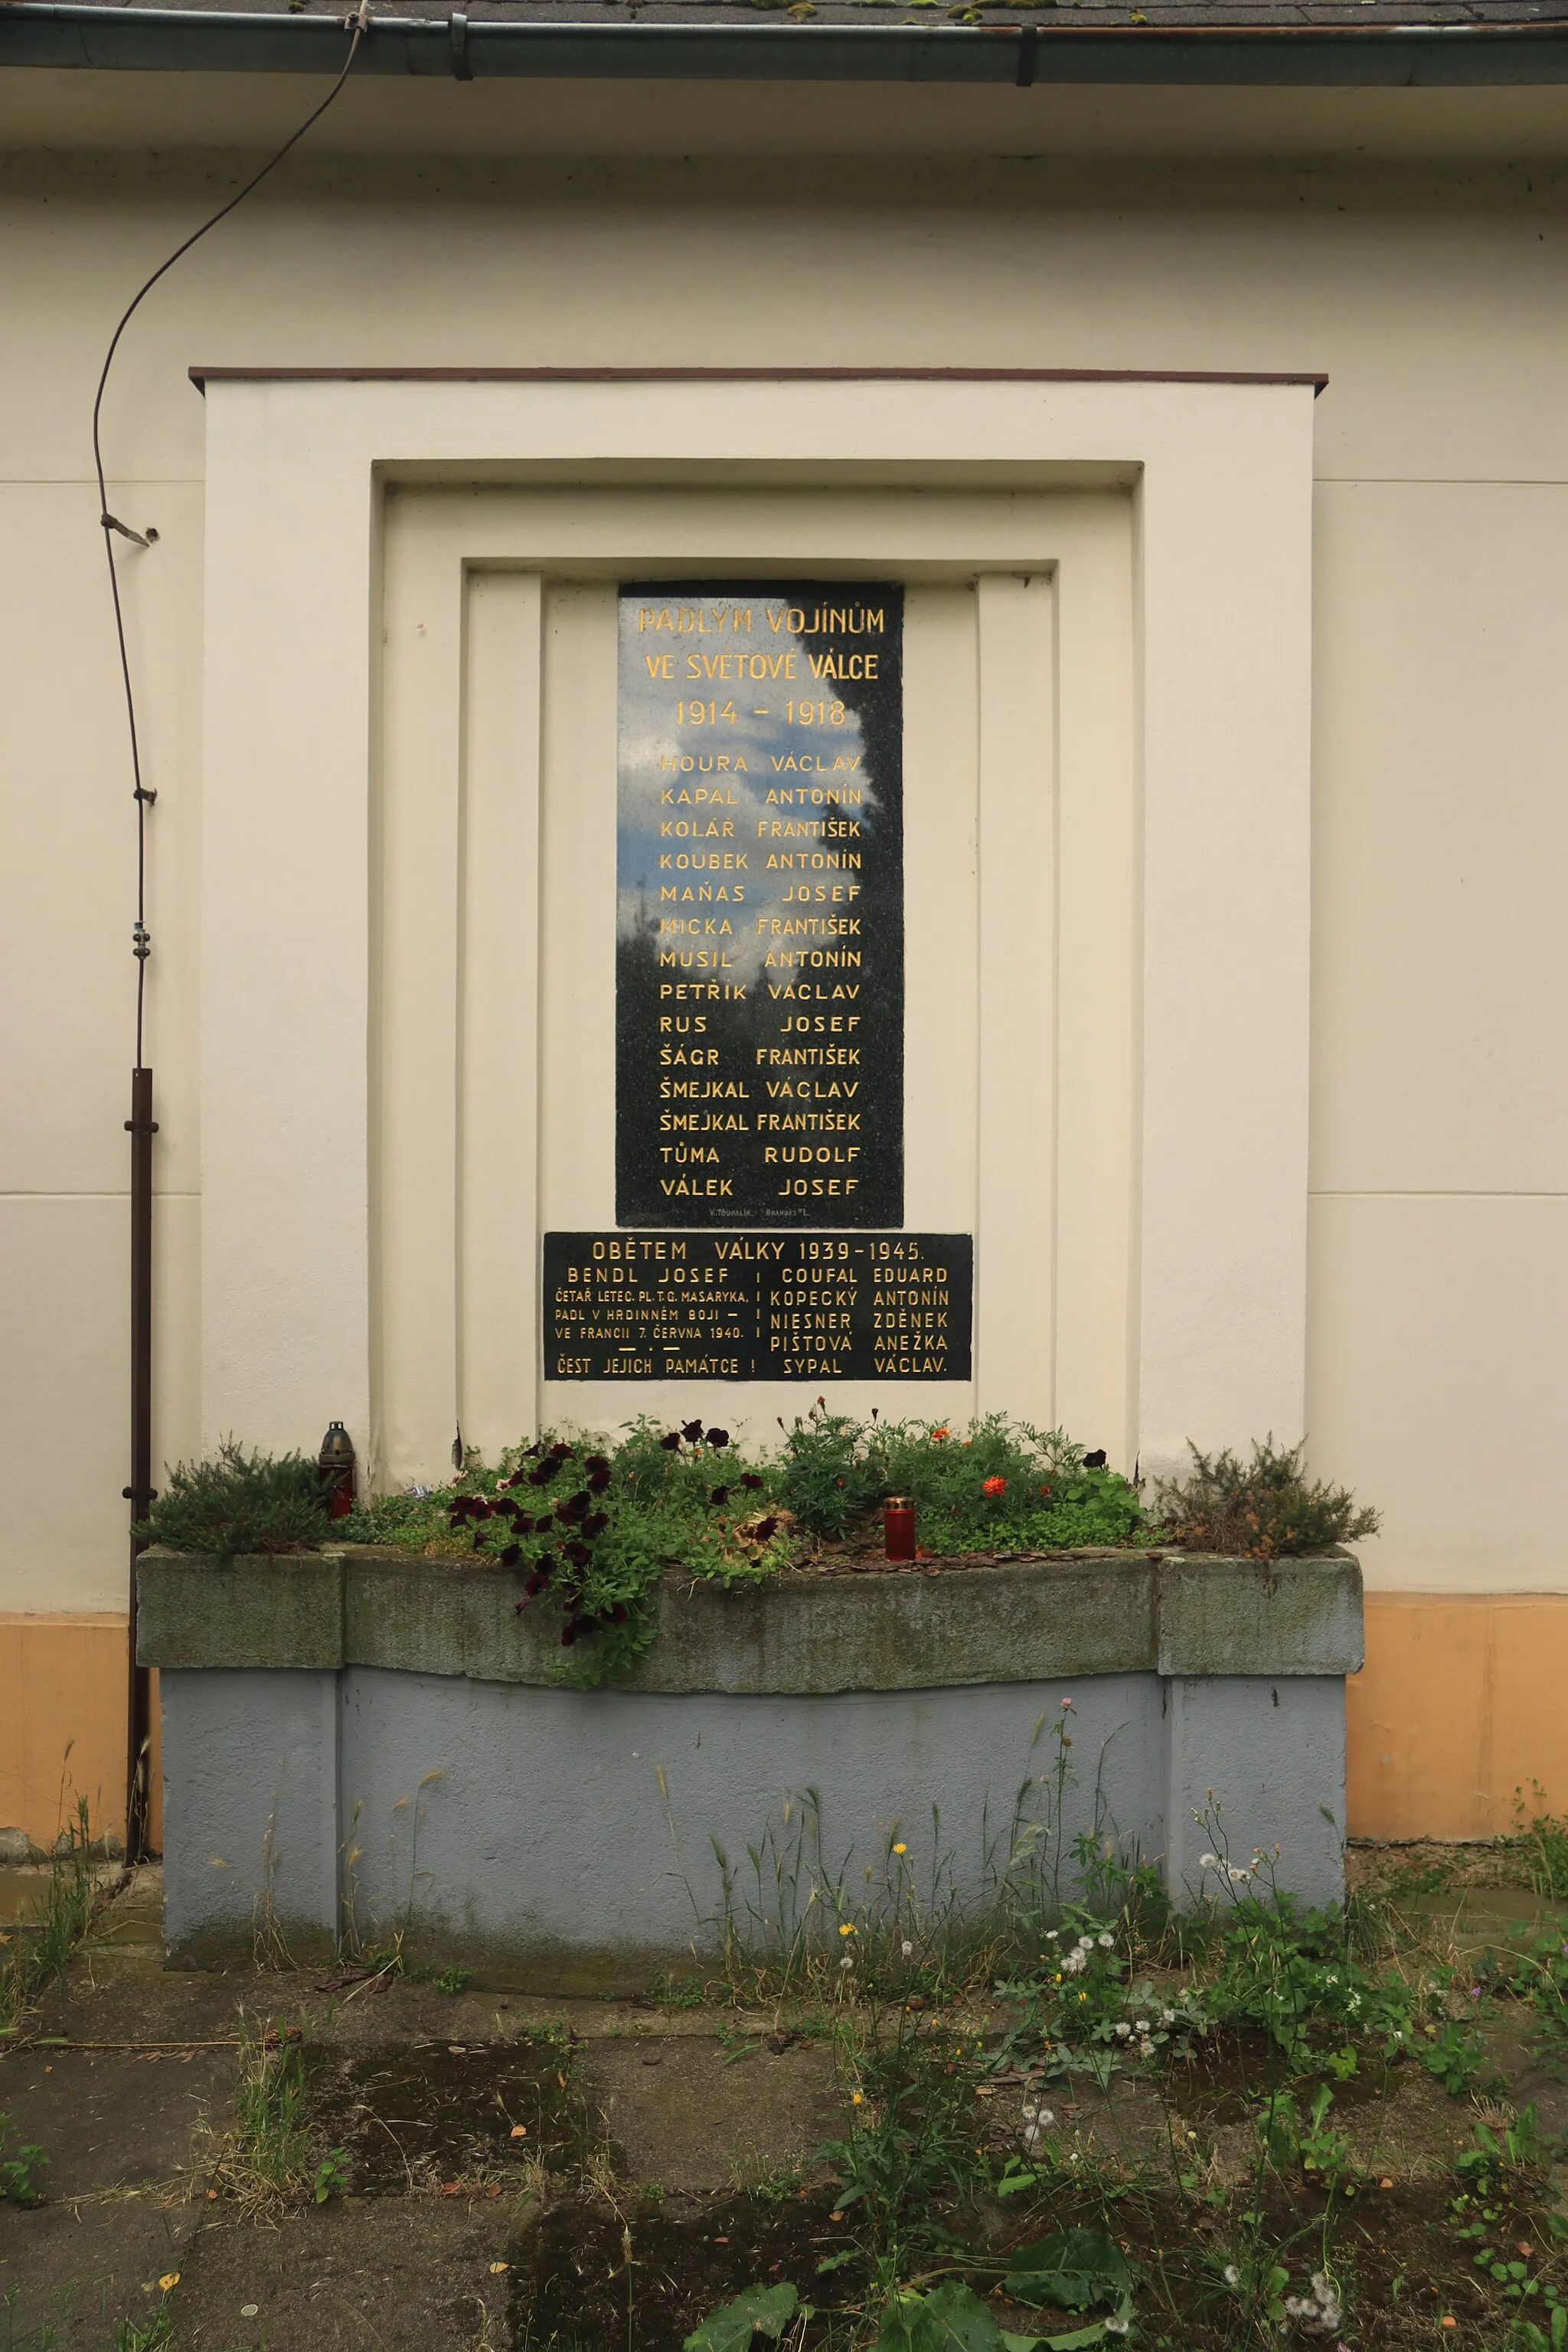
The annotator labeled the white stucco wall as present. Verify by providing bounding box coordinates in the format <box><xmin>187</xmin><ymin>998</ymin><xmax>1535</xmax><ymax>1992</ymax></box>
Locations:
<box><xmin>2</xmin><ymin>75</ymin><xmax>1565</xmax><ymax>1615</ymax></box>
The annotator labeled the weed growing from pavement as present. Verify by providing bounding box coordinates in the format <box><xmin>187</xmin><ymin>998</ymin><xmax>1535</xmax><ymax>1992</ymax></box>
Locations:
<box><xmin>1514</xmin><ymin>1786</ymin><xmax>1568</xmax><ymax>1904</ymax></box>
<box><xmin>0</xmin><ymin>2114</ymin><xmax>46</xmax><ymax>2204</ymax></box>
<box><xmin>217</xmin><ymin>2020</ymin><xmax>315</xmax><ymax>2212</ymax></box>
<box><xmin>0</xmin><ymin>1785</ymin><xmax>109</xmax><ymax>2040</ymax></box>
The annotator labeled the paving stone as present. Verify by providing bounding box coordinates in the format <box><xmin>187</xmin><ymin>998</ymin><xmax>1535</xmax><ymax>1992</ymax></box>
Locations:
<box><xmin>581</xmin><ymin>2033</ymin><xmax>842</xmax><ymax>2195</ymax></box>
<box><xmin>0</xmin><ymin>2049</ymin><xmax>233</xmax><ymax>2201</ymax></box>
<box><xmin>0</xmin><ymin>2195</ymin><xmax>207</xmax><ymax>2350</ymax></box>
<box><xmin>165</xmin><ymin>2197</ymin><xmax>514</xmax><ymax>2352</ymax></box>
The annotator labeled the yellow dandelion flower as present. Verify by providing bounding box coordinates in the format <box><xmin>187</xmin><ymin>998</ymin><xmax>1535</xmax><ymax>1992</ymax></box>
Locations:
<box><xmin>892</xmin><ymin>1842</ymin><xmax>907</xmax><ymax>1856</ymax></box>
<box><xmin>851</xmin><ymin>2090</ymin><xmax>864</xmax><ymax>2105</ymax></box>
<box><xmin>839</xmin><ymin>1922</ymin><xmax>855</xmax><ymax>1936</ymax></box>
<box><xmin>158</xmin><ymin>2275</ymin><xmax>181</xmax><ymax>2294</ymax></box>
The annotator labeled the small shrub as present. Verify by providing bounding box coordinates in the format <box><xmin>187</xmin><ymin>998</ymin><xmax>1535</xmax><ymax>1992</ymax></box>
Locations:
<box><xmin>1153</xmin><ymin>1436</ymin><xmax>1378</xmax><ymax>1560</ymax></box>
<box><xmin>135</xmin><ymin>1437</ymin><xmax>328</xmax><ymax>1562</ymax></box>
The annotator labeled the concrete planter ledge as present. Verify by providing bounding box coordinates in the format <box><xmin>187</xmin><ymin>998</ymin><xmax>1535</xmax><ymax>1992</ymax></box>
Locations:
<box><xmin>139</xmin><ymin>1547</ymin><xmax>1363</xmax><ymax>1983</ymax></box>
<box><xmin>137</xmin><ymin>1546</ymin><xmax>1362</xmax><ymax>1690</ymax></box>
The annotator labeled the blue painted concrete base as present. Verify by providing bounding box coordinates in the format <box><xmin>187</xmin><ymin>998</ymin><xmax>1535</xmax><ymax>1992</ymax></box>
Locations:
<box><xmin>158</xmin><ymin>1665</ymin><xmax>1347</xmax><ymax>1984</ymax></box>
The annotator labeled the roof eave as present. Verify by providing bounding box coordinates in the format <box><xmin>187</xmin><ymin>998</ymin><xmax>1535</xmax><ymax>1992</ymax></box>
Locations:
<box><xmin>5</xmin><ymin>3</ymin><xmax>1568</xmax><ymax>83</ymax></box>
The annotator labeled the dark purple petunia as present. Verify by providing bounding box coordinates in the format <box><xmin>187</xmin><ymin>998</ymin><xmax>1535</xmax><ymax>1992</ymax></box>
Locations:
<box><xmin>659</xmin><ymin>1430</ymin><xmax>682</xmax><ymax>1452</ymax></box>
<box><xmin>563</xmin><ymin>1539</ymin><xmax>591</xmax><ymax>1569</ymax></box>
<box><xmin>709</xmin><ymin>1485</ymin><xmax>730</xmax><ymax>1508</ymax></box>
<box><xmin>550</xmin><ymin>1439</ymin><xmax>574</xmax><ymax>1460</ymax></box>
<box><xmin>1083</xmin><ymin>1449</ymin><xmax>1108</xmax><ymax>1469</ymax></box>
<box><xmin>740</xmin><ymin>1472</ymin><xmax>764</xmax><ymax>1492</ymax></box>
<box><xmin>524</xmin><ymin>1565</ymin><xmax>553</xmax><ymax>1596</ymax></box>
<box><xmin>706</xmin><ymin>1428</ymin><xmax>730</xmax><ymax>1449</ymax></box>
<box><xmin>528</xmin><ymin>1459</ymin><xmax>560</xmax><ymax>1488</ymax></box>
<box><xmin>753</xmin><ymin>1515</ymin><xmax>779</xmax><ymax>1542</ymax></box>
<box><xmin>555</xmin><ymin>1490</ymin><xmax>590</xmax><ymax>1526</ymax></box>
<box><xmin>681</xmin><ymin>1419</ymin><xmax>705</xmax><ymax>1444</ymax></box>
<box><xmin>586</xmin><ymin>1466</ymin><xmax>612</xmax><ymax>1494</ymax></box>
<box><xmin>560</xmin><ymin>1624</ymin><xmax>577</xmax><ymax>1648</ymax></box>
<box><xmin>581</xmin><ymin>1511</ymin><xmax>608</xmax><ymax>1540</ymax></box>
<box><xmin>500</xmin><ymin>1543</ymin><xmax>521</xmax><ymax>1566</ymax></box>
<box><xmin>611</xmin><ymin>1603</ymin><xmax>629</xmax><ymax>1625</ymax></box>
<box><xmin>585</xmin><ymin>1454</ymin><xmax>609</xmax><ymax>1475</ymax></box>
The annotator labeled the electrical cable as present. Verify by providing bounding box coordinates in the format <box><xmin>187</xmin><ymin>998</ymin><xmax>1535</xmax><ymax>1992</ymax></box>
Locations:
<box><xmin>91</xmin><ymin>0</ymin><xmax>371</xmax><ymax>1063</ymax></box>
<box><xmin>91</xmin><ymin>0</ymin><xmax>371</xmax><ymax>1861</ymax></box>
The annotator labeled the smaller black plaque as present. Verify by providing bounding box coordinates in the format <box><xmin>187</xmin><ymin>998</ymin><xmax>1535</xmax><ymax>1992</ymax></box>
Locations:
<box><xmin>544</xmin><ymin>1231</ymin><xmax>972</xmax><ymax>1385</ymax></box>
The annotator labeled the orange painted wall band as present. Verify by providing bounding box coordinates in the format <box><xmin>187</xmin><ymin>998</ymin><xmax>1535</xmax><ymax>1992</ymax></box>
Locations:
<box><xmin>0</xmin><ymin>1616</ymin><xmax>162</xmax><ymax>1854</ymax></box>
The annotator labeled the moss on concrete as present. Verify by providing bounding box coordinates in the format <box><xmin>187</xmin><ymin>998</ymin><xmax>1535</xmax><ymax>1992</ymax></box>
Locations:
<box><xmin>139</xmin><ymin>1546</ymin><xmax>1362</xmax><ymax>1691</ymax></box>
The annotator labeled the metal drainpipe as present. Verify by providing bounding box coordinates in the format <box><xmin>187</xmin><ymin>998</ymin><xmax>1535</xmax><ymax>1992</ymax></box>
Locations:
<box><xmin>124</xmin><ymin>1067</ymin><xmax>156</xmax><ymax>1865</ymax></box>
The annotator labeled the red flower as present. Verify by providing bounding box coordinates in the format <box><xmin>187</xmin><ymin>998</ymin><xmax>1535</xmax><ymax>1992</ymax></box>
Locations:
<box><xmin>982</xmin><ymin>1476</ymin><xmax>1007</xmax><ymax>1497</ymax></box>
<box><xmin>931</xmin><ymin>1427</ymin><xmax>949</xmax><ymax>1442</ymax></box>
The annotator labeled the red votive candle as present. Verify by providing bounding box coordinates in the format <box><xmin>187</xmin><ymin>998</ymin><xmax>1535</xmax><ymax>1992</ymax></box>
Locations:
<box><xmin>884</xmin><ymin>1495</ymin><xmax>916</xmax><ymax>1562</ymax></box>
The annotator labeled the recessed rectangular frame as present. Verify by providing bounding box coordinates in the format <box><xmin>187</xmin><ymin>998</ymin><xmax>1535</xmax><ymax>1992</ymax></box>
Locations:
<box><xmin>198</xmin><ymin>374</ymin><xmax>1315</xmax><ymax>1488</ymax></box>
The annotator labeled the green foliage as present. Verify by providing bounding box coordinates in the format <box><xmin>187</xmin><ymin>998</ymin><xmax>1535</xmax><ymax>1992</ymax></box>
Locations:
<box><xmin>1511</xmin><ymin>2313</ymin><xmax>1568</xmax><ymax>2352</ymax></box>
<box><xmin>115</xmin><ymin>2316</ymin><xmax>174</xmax><ymax>2352</ymax></box>
<box><xmin>874</xmin><ymin>2280</ymin><xmax>1119</xmax><ymax>2352</ymax></box>
<box><xmin>875</xmin><ymin>2282</ymin><xmax>1009</xmax><ymax>2350</ymax></box>
<box><xmin>683</xmin><ymin>2282</ymin><xmax>802</xmax><ymax>2350</ymax></box>
<box><xmin>777</xmin><ymin>1406</ymin><xmax>1142</xmax><ymax>1550</ymax></box>
<box><xmin>652</xmin><ymin>1969</ymin><xmax>709</xmax><ymax>2010</ymax></box>
<box><xmin>433</xmin><ymin>1965</ymin><xmax>472</xmax><ymax>1996</ymax></box>
<box><xmin>1152</xmin><ymin>1434</ymin><xmax>1378</xmax><ymax>1560</ymax></box>
<box><xmin>1004</xmin><ymin>2230</ymin><xmax>1135</xmax><ymax>2313</ymax></box>
<box><xmin>231</xmin><ymin>2024</ymin><xmax>313</xmax><ymax>2200</ymax></box>
<box><xmin>135</xmin><ymin>1436</ymin><xmax>328</xmax><ymax>1562</ymax></box>
<box><xmin>1515</xmin><ymin>1783</ymin><xmax>1568</xmax><ymax>1900</ymax></box>
<box><xmin>1018</xmin><ymin>1914</ymin><xmax>1207</xmax><ymax>2083</ymax></box>
<box><xmin>816</xmin><ymin>2012</ymin><xmax>991</xmax><ymax>2265</ymax></box>
<box><xmin>1457</xmin><ymin>2102</ymin><xmax>1545</xmax><ymax>2190</ymax></box>
<box><xmin>0</xmin><ymin>2114</ymin><xmax>45</xmax><ymax>2203</ymax></box>
<box><xmin>0</xmin><ymin>1792</ymin><xmax>102</xmax><ymax>2039</ymax></box>
<box><xmin>1419</xmin><ymin>2015</ymin><xmax>1485</xmax><ymax>2097</ymax></box>
<box><xmin>312</xmin><ymin>2145</ymin><xmax>349</xmax><ymax>2203</ymax></box>
<box><xmin>1254</xmin><ymin>2083</ymin><xmax>1360</xmax><ymax>2187</ymax></box>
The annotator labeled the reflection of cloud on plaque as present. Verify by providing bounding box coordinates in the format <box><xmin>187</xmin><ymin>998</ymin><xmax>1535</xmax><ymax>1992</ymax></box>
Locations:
<box><xmin>616</xmin><ymin>593</ymin><xmax>887</xmax><ymax>989</ymax></box>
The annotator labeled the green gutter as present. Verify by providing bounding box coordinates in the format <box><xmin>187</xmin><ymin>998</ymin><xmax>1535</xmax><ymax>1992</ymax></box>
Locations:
<box><xmin>4</xmin><ymin>1</ymin><xmax>1568</xmax><ymax>82</ymax></box>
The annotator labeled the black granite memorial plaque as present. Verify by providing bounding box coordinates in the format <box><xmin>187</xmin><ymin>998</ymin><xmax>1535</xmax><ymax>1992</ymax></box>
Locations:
<box><xmin>544</xmin><ymin>1231</ymin><xmax>971</xmax><ymax>1384</ymax></box>
<box><xmin>616</xmin><ymin>580</ymin><xmax>903</xmax><ymax>1227</ymax></box>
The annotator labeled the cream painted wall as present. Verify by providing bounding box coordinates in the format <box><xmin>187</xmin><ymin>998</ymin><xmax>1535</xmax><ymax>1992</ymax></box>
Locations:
<box><xmin>1</xmin><ymin>89</ymin><xmax>1565</xmax><ymax>1619</ymax></box>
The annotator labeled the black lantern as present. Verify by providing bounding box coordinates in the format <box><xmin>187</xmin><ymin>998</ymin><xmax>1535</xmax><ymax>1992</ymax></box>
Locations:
<box><xmin>318</xmin><ymin>1421</ymin><xmax>356</xmax><ymax>1520</ymax></box>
